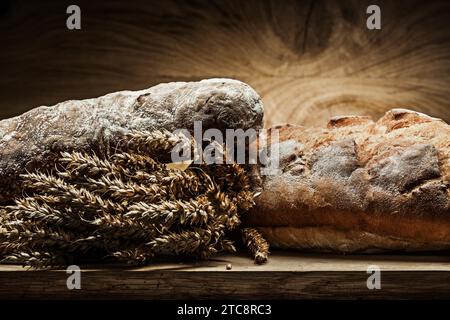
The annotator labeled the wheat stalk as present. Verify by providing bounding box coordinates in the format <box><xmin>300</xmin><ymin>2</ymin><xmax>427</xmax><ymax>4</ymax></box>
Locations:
<box><xmin>125</xmin><ymin>195</ymin><xmax>213</xmax><ymax>227</ymax></box>
<box><xmin>0</xmin><ymin>130</ymin><xmax>264</xmax><ymax>268</ymax></box>
<box><xmin>242</xmin><ymin>228</ymin><xmax>270</xmax><ymax>264</ymax></box>
<box><xmin>121</xmin><ymin>129</ymin><xmax>194</xmax><ymax>157</ymax></box>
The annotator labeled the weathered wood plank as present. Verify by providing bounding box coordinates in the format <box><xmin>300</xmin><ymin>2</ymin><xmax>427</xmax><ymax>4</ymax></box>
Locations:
<box><xmin>1</xmin><ymin>252</ymin><xmax>450</xmax><ymax>299</ymax></box>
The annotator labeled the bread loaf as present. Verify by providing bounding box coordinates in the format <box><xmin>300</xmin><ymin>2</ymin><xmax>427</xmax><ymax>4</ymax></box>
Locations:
<box><xmin>0</xmin><ymin>78</ymin><xmax>263</xmax><ymax>202</ymax></box>
<box><xmin>244</xmin><ymin>109</ymin><xmax>450</xmax><ymax>253</ymax></box>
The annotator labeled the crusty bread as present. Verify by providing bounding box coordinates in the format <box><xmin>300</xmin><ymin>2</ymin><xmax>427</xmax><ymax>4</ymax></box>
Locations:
<box><xmin>244</xmin><ymin>109</ymin><xmax>450</xmax><ymax>253</ymax></box>
<box><xmin>0</xmin><ymin>79</ymin><xmax>263</xmax><ymax>203</ymax></box>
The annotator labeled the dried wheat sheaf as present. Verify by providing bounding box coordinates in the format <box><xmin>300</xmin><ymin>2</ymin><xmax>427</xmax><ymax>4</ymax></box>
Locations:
<box><xmin>0</xmin><ymin>130</ymin><xmax>268</xmax><ymax>268</ymax></box>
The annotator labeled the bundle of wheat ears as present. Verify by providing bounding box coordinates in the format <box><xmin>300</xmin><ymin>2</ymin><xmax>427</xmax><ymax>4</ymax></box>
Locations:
<box><xmin>0</xmin><ymin>130</ymin><xmax>269</xmax><ymax>268</ymax></box>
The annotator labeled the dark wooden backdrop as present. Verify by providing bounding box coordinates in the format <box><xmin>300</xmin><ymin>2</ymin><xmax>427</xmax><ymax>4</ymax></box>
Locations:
<box><xmin>1</xmin><ymin>0</ymin><xmax>450</xmax><ymax>127</ymax></box>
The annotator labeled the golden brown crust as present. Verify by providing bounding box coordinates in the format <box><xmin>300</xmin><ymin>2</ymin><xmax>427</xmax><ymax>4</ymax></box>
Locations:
<box><xmin>245</xmin><ymin>109</ymin><xmax>450</xmax><ymax>252</ymax></box>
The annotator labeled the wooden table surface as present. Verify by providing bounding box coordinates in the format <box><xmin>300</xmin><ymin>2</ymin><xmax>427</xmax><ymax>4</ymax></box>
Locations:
<box><xmin>1</xmin><ymin>251</ymin><xmax>450</xmax><ymax>299</ymax></box>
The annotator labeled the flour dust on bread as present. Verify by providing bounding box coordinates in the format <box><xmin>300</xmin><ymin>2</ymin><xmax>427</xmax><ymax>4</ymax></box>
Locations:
<box><xmin>244</xmin><ymin>109</ymin><xmax>450</xmax><ymax>253</ymax></box>
<box><xmin>0</xmin><ymin>79</ymin><xmax>263</xmax><ymax>203</ymax></box>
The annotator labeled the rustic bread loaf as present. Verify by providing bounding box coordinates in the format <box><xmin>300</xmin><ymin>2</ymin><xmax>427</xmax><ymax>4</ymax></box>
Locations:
<box><xmin>0</xmin><ymin>78</ymin><xmax>263</xmax><ymax>202</ymax></box>
<box><xmin>244</xmin><ymin>109</ymin><xmax>450</xmax><ymax>253</ymax></box>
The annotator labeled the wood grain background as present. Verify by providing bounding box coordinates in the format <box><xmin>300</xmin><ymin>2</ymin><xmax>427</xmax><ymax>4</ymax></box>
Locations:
<box><xmin>1</xmin><ymin>0</ymin><xmax>450</xmax><ymax>127</ymax></box>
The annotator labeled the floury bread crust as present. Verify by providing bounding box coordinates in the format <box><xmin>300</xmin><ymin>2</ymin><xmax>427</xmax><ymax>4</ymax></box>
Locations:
<box><xmin>0</xmin><ymin>79</ymin><xmax>263</xmax><ymax>202</ymax></box>
<box><xmin>245</xmin><ymin>109</ymin><xmax>450</xmax><ymax>253</ymax></box>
